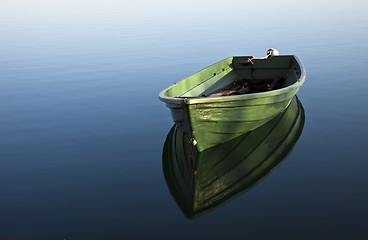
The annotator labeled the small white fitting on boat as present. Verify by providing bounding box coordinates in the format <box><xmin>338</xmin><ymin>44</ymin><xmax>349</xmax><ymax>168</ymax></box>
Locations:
<box><xmin>267</xmin><ymin>48</ymin><xmax>279</xmax><ymax>57</ymax></box>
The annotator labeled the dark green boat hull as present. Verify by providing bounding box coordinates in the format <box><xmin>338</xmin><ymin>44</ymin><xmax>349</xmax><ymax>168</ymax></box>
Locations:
<box><xmin>162</xmin><ymin>96</ymin><xmax>305</xmax><ymax>218</ymax></box>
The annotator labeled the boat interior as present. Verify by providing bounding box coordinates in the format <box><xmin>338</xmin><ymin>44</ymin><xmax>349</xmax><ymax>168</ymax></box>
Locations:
<box><xmin>165</xmin><ymin>56</ymin><xmax>302</xmax><ymax>98</ymax></box>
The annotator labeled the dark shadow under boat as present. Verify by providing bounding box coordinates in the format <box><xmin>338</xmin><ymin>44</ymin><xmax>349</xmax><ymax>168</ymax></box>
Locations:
<box><xmin>162</xmin><ymin>96</ymin><xmax>305</xmax><ymax>219</ymax></box>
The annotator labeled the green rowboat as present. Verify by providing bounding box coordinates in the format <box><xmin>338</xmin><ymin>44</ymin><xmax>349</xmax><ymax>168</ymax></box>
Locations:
<box><xmin>159</xmin><ymin>54</ymin><xmax>305</xmax><ymax>152</ymax></box>
<box><xmin>162</xmin><ymin>96</ymin><xmax>305</xmax><ymax>218</ymax></box>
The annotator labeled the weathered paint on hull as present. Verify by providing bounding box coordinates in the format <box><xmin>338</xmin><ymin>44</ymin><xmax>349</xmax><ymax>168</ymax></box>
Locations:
<box><xmin>188</xmin><ymin>90</ymin><xmax>298</xmax><ymax>151</ymax></box>
<box><xmin>166</xmin><ymin>86</ymin><xmax>300</xmax><ymax>151</ymax></box>
<box><xmin>162</xmin><ymin>96</ymin><xmax>305</xmax><ymax>218</ymax></box>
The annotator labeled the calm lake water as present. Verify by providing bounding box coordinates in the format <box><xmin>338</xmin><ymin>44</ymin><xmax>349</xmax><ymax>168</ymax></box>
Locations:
<box><xmin>1</xmin><ymin>0</ymin><xmax>368</xmax><ymax>239</ymax></box>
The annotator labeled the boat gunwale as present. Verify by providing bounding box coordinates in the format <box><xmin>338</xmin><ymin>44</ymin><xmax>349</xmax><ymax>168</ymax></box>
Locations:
<box><xmin>158</xmin><ymin>55</ymin><xmax>305</xmax><ymax>105</ymax></box>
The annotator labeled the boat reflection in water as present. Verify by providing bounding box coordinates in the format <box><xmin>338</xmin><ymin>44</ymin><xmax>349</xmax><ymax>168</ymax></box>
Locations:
<box><xmin>162</xmin><ymin>96</ymin><xmax>305</xmax><ymax>219</ymax></box>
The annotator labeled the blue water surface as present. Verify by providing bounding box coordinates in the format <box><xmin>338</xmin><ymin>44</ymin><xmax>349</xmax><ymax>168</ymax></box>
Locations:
<box><xmin>1</xmin><ymin>0</ymin><xmax>368</xmax><ymax>239</ymax></box>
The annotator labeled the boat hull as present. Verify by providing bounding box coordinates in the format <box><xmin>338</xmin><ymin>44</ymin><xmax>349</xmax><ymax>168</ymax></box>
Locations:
<box><xmin>162</xmin><ymin>96</ymin><xmax>305</xmax><ymax>218</ymax></box>
<box><xmin>160</xmin><ymin>55</ymin><xmax>305</xmax><ymax>151</ymax></box>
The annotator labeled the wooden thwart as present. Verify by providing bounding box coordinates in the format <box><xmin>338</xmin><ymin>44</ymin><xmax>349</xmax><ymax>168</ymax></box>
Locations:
<box><xmin>206</xmin><ymin>76</ymin><xmax>285</xmax><ymax>97</ymax></box>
